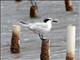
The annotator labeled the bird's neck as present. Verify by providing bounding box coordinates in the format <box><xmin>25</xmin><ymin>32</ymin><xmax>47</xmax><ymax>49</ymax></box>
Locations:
<box><xmin>46</xmin><ymin>21</ymin><xmax>52</xmax><ymax>28</ymax></box>
<box><xmin>46</xmin><ymin>21</ymin><xmax>52</xmax><ymax>25</ymax></box>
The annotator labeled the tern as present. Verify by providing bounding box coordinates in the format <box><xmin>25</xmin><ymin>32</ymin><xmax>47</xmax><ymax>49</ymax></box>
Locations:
<box><xmin>20</xmin><ymin>18</ymin><xmax>58</xmax><ymax>40</ymax></box>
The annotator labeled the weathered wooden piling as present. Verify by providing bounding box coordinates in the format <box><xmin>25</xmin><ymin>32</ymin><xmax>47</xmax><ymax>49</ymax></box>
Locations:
<box><xmin>10</xmin><ymin>25</ymin><xmax>21</xmax><ymax>53</ymax></box>
<box><xmin>15</xmin><ymin>0</ymin><xmax>22</xmax><ymax>2</ymax></box>
<box><xmin>40</xmin><ymin>39</ymin><xmax>50</xmax><ymax>60</ymax></box>
<box><xmin>66</xmin><ymin>25</ymin><xmax>76</xmax><ymax>60</ymax></box>
<box><xmin>64</xmin><ymin>0</ymin><xmax>73</xmax><ymax>11</ymax></box>
<box><xmin>30</xmin><ymin>5</ymin><xmax>38</xmax><ymax>18</ymax></box>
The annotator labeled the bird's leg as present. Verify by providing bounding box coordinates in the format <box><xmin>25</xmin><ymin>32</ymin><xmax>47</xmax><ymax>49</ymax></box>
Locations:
<box><xmin>39</xmin><ymin>34</ymin><xmax>44</xmax><ymax>40</ymax></box>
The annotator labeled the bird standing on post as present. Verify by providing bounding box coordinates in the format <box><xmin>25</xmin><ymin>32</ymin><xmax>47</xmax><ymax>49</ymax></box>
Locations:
<box><xmin>19</xmin><ymin>18</ymin><xmax>58</xmax><ymax>40</ymax></box>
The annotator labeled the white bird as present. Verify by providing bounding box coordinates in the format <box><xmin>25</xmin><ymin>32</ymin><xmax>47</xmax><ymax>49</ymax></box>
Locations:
<box><xmin>20</xmin><ymin>18</ymin><xmax>58</xmax><ymax>40</ymax></box>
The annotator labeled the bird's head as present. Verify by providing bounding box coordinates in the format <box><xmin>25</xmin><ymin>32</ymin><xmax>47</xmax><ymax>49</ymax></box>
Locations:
<box><xmin>43</xmin><ymin>18</ymin><xmax>58</xmax><ymax>23</ymax></box>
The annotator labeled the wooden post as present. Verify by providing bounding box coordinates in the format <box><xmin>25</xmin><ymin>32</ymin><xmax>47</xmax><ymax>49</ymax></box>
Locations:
<box><xmin>10</xmin><ymin>25</ymin><xmax>21</xmax><ymax>53</ymax></box>
<box><xmin>40</xmin><ymin>39</ymin><xmax>50</xmax><ymax>60</ymax></box>
<box><xmin>30</xmin><ymin>5</ymin><xmax>38</xmax><ymax>18</ymax></box>
<box><xmin>66</xmin><ymin>25</ymin><xmax>76</xmax><ymax>60</ymax></box>
<box><xmin>64</xmin><ymin>0</ymin><xmax>73</xmax><ymax>11</ymax></box>
<box><xmin>15</xmin><ymin>0</ymin><xmax>22</xmax><ymax>2</ymax></box>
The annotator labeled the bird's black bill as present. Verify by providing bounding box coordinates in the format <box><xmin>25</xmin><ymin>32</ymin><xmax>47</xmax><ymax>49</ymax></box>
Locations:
<box><xmin>52</xmin><ymin>20</ymin><xmax>58</xmax><ymax>23</ymax></box>
<box><xmin>20</xmin><ymin>21</ymin><xmax>26</xmax><ymax>24</ymax></box>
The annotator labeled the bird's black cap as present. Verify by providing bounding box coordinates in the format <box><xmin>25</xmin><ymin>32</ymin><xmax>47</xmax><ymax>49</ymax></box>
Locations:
<box><xmin>43</xmin><ymin>19</ymin><xmax>50</xmax><ymax>23</ymax></box>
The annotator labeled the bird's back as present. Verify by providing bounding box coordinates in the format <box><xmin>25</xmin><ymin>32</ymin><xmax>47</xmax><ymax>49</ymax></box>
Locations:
<box><xmin>28</xmin><ymin>22</ymin><xmax>51</xmax><ymax>34</ymax></box>
<box><xmin>20</xmin><ymin>21</ymin><xmax>52</xmax><ymax>34</ymax></box>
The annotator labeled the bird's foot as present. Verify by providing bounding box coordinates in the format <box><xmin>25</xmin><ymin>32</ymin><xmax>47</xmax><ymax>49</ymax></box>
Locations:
<box><xmin>39</xmin><ymin>34</ymin><xmax>44</xmax><ymax>40</ymax></box>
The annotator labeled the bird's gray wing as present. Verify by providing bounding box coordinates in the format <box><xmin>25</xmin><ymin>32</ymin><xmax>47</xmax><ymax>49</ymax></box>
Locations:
<box><xmin>30</xmin><ymin>23</ymin><xmax>48</xmax><ymax>30</ymax></box>
<box><xmin>29</xmin><ymin>23</ymin><xmax>48</xmax><ymax>34</ymax></box>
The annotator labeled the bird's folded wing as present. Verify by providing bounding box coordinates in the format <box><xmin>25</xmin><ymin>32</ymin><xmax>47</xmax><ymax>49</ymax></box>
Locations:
<box><xmin>30</xmin><ymin>23</ymin><xmax>48</xmax><ymax>30</ymax></box>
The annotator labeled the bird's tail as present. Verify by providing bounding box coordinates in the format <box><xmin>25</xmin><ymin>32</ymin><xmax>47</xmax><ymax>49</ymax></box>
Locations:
<box><xmin>19</xmin><ymin>21</ymin><xmax>29</xmax><ymax>27</ymax></box>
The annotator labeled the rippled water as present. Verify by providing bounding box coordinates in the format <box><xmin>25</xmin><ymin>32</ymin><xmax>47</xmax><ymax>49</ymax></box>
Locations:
<box><xmin>1</xmin><ymin>1</ymin><xmax>80</xmax><ymax>60</ymax></box>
